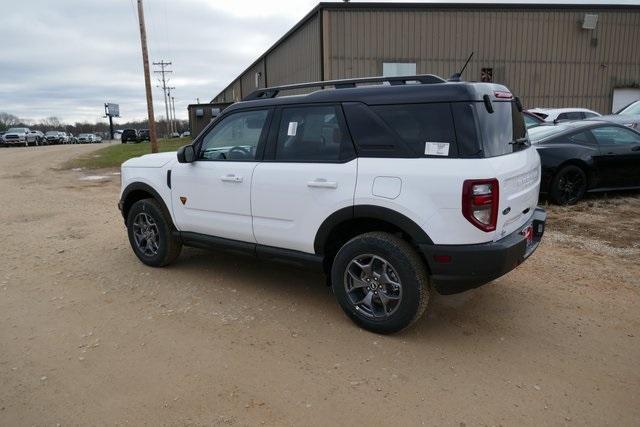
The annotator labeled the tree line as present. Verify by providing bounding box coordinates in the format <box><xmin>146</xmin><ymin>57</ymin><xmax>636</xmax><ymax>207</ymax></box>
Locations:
<box><xmin>0</xmin><ymin>112</ymin><xmax>188</xmax><ymax>135</ymax></box>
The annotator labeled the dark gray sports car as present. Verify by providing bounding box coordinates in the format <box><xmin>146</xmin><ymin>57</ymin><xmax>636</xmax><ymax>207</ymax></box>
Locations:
<box><xmin>529</xmin><ymin>120</ymin><xmax>640</xmax><ymax>204</ymax></box>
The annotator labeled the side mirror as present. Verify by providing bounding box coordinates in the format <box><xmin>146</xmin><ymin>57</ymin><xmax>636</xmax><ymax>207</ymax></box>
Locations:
<box><xmin>177</xmin><ymin>144</ymin><xmax>196</xmax><ymax>163</ymax></box>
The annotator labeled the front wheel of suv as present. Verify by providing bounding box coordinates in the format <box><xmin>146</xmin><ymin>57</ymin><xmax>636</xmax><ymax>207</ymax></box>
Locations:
<box><xmin>331</xmin><ymin>232</ymin><xmax>430</xmax><ymax>334</ymax></box>
<box><xmin>126</xmin><ymin>198</ymin><xmax>182</xmax><ymax>267</ymax></box>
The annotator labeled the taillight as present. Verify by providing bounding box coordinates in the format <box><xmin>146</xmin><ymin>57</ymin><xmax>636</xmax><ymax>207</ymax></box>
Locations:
<box><xmin>462</xmin><ymin>179</ymin><xmax>499</xmax><ymax>232</ymax></box>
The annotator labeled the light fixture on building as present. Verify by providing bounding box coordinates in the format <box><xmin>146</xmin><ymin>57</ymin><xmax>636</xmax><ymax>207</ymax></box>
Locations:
<box><xmin>582</xmin><ymin>14</ymin><xmax>598</xmax><ymax>30</ymax></box>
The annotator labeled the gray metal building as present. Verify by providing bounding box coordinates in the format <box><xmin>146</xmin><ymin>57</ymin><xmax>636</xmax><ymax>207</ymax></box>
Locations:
<box><xmin>212</xmin><ymin>2</ymin><xmax>640</xmax><ymax>114</ymax></box>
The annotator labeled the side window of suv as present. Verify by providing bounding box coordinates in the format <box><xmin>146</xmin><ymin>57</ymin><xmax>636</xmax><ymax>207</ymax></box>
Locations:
<box><xmin>275</xmin><ymin>105</ymin><xmax>352</xmax><ymax>162</ymax></box>
<box><xmin>371</xmin><ymin>103</ymin><xmax>457</xmax><ymax>157</ymax></box>
<box><xmin>200</xmin><ymin>110</ymin><xmax>269</xmax><ymax>161</ymax></box>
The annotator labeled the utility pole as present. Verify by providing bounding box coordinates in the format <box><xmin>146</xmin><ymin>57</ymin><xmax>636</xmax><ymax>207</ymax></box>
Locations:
<box><xmin>136</xmin><ymin>0</ymin><xmax>158</xmax><ymax>153</ymax></box>
<box><xmin>166</xmin><ymin>86</ymin><xmax>176</xmax><ymax>134</ymax></box>
<box><xmin>171</xmin><ymin>96</ymin><xmax>177</xmax><ymax>133</ymax></box>
<box><xmin>153</xmin><ymin>60</ymin><xmax>172</xmax><ymax>137</ymax></box>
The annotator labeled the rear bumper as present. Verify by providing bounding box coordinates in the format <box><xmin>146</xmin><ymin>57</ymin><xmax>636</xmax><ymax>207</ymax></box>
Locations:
<box><xmin>420</xmin><ymin>208</ymin><xmax>546</xmax><ymax>295</ymax></box>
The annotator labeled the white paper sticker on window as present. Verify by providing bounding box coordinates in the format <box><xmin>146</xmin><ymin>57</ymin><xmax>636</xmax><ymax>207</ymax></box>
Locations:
<box><xmin>287</xmin><ymin>121</ymin><xmax>298</xmax><ymax>136</ymax></box>
<box><xmin>424</xmin><ymin>142</ymin><xmax>450</xmax><ymax>156</ymax></box>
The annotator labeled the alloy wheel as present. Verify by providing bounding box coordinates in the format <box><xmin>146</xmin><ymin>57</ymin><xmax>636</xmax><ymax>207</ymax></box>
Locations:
<box><xmin>344</xmin><ymin>254</ymin><xmax>403</xmax><ymax>319</ymax></box>
<box><xmin>132</xmin><ymin>212</ymin><xmax>160</xmax><ymax>256</ymax></box>
<box><xmin>557</xmin><ymin>169</ymin><xmax>586</xmax><ymax>204</ymax></box>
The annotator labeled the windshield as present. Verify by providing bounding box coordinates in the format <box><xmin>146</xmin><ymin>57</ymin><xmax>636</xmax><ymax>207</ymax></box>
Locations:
<box><xmin>7</xmin><ymin>128</ymin><xmax>26</xmax><ymax>133</ymax></box>
<box><xmin>79</xmin><ymin>134</ymin><xmax>90</xmax><ymax>137</ymax></box>
<box><xmin>523</xmin><ymin>113</ymin><xmax>541</xmax><ymax>129</ymax></box>
<box><xmin>474</xmin><ymin>101</ymin><xmax>528</xmax><ymax>157</ymax></box>
<box><xmin>617</xmin><ymin>101</ymin><xmax>640</xmax><ymax>116</ymax></box>
<box><xmin>46</xmin><ymin>131</ymin><xmax>58</xmax><ymax>135</ymax></box>
<box><xmin>528</xmin><ymin>124</ymin><xmax>570</xmax><ymax>144</ymax></box>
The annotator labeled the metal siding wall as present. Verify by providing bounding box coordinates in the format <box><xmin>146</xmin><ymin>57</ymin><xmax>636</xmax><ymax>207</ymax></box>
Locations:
<box><xmin>266</xmin><ymin>14</ymin><xmax>321</xmax><ymax>88</ymax></box>
<box><xmin>223</xmin><ymin>80</ymin><xmax>242</xmax><ymax>103</ymax></box>
<box><xmin>325</xmin><ymin>8</ymin><xmax>640</xmax><ymax>113</ymax></box>
<box><xmin>240</xmin><ymin>59</ymin><xmax>266</xmax><ymax>99</ymax></box>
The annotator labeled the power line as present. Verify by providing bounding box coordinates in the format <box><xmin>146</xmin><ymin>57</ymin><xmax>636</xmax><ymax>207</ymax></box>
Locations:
<box><xmin>167</xmin><ymin>86</ymin><xmax>176</xmax><ymax>134</ymax></box>
<box><xmin>153</xmin><ymin>60</ymin><xmax>172</xmax><ymax>136</ymax></box>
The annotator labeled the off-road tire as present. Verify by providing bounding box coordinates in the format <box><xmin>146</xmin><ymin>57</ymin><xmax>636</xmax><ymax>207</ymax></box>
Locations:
<box><xmin>126</xmin><ymin>198</ymin><xmax>182</xmax><ymax>267</ymax></box>
<box><xmin>331</xmin><ymin>232</ymin><xmax>430</xmax><ymax>334</ymax></box>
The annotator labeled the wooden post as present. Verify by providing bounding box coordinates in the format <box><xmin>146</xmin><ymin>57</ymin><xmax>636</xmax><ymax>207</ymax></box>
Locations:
<box><xmin>137</xmin><ymin>0</ymin><xmax>158</xmax><ymax>153</ymax></box>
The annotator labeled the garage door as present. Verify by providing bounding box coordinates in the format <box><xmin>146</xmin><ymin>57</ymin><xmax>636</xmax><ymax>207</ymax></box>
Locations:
<box><xmin>612</xmin><ymin>88</ymin><xmax>640</xmax><ymax>113</ymax></box>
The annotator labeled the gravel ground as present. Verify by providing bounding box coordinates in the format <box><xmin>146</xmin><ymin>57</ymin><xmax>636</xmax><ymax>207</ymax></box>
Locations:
<box><xmin>1</xmin><ymin>144</ymin><xmax>638</xmax><ymax>425</ymax></box>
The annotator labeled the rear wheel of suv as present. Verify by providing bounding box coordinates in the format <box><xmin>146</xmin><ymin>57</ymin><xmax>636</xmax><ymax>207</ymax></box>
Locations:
<box><xmin>126</xmin><ymin>198</ymin><xmax>182</xmax><ymax>267</ymax></box>
<box><xmin>331</xmin><ymin>232</ymin><xmax>430</xmax><ymax>334</ymax></box>
<box><xmin>549</xmin><ymin>165</ymin><xmax>587</xmax><ymax>205</ymax></box>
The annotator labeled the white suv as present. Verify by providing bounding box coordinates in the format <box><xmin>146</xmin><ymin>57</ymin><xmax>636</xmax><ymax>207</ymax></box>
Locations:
<box><xmin>119</xmin><ymin>75</ymin><xmax>546</xmax><ymax>334</ymax></box>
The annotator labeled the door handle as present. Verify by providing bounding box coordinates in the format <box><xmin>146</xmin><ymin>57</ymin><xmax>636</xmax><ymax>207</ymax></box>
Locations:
<box><xmin>220</xmin><ymin>174</ymin><xmax>243</xmax><ymax>183</ymax></box>
<box><xmin>307</xmin><ymin>179</ymin><xmax>338</xmax><ymax>189</ymax></box>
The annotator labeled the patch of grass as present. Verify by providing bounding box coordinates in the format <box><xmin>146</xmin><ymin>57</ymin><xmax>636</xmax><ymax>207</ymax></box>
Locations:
<box><xmin>65</xmin><ymin>138</ymin><xmax>190</xmax><ymax>170</ymax></box>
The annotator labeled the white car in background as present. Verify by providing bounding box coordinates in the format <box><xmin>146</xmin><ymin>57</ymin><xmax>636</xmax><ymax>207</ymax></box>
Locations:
<box><xmin>597</xmin><ymin>99</ymin><xmax>640</xmax><ymax>130</ymax></box>
<box><xmin>2</xmin><ymin>127</ymin><xmax>38</xmax><ymax>146</ymax></box>
<box><xmin>78</xmin><ymin>133</ymin><xmax>96</xmax><ymax>143</ymax></box>
<box><xmin>527</xmin><ymin>107</ymin><xmax>601</xmax><ymax>124</ymax></box>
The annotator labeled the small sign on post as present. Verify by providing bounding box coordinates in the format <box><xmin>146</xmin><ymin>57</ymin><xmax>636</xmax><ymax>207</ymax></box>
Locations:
<box><xmin>104</xmin><ymin>103</ymin><xmax>120</xmax><ymax>140</ymax></box>
<box><xmin>105</xmin><ymin>103</ymin><xmax>120</xmax><ymax>118</ymax></box>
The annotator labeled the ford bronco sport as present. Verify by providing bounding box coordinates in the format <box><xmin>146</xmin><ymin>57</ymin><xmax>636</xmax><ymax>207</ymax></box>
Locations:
<box><xmin>119</xmin><ymin>75</ymin><xmax>546</xmax><ymax>334</ymax></box>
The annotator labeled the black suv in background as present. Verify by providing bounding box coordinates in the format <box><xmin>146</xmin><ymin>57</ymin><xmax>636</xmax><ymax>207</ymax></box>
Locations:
<box><xmin>121</xmin><ymin>129</ymin><xmax>138</xmax><ymax>144</ymax></box>
<box><xmin>138</xmin><ymin>129</ymin><xmax>150</xmax><ymax>141</ymax></box>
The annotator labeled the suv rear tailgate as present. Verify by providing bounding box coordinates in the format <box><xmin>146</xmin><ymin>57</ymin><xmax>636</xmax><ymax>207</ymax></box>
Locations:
<box><xmin>487</xmin><ymin>146</ymin><xmax>541</xmax><ymax>240</ymax></box>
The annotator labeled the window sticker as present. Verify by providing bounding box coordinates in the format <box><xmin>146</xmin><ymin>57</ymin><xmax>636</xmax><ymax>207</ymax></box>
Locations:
<box><xmin>424</xmin><ymin>142</ymin><xmax>450</xmax><ymax>156</ymax></box>
<box><xmin>287</xmin><ymin>121</ymin><xmax>298</xmax><ymax>136</ymax></box>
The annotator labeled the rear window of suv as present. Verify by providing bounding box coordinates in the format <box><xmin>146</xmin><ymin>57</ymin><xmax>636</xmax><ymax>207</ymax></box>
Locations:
<box><xmin>465</xmin><ymin>101</ymin><xmax>528</xmax><ymax>157</ymax></box>
<box><xmin>371</xmin><ymin>104</ymin><xmax>457</xmax><ymax>157</ymax></box>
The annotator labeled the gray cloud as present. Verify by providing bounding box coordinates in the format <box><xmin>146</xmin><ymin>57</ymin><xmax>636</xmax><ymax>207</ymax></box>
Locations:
<box><xmin>0</xmin><ymin>0</ymin><xmax>309</xmax><ymax>123</ymax></box>
<box><xmin>1</xmin><ymin>0</ymin><xmax>637</xmax><ymax>124</ymax></box>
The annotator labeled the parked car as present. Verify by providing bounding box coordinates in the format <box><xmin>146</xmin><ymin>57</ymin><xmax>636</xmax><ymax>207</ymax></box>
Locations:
<box><xmin>77</xmin><ymin>133</ymin><xmax>96</xmax><ymax>143</ymax></box>
<box><xmin>29</xmin><ymin>130</ymin><xmax>45</xmax><ymax>145</ymax></box>
<box><xmin>64</xmin><ymin>132</ymin><xmax>77</xmax><ymax>144</ymax></box>
<box><xmin>180</xmin><ymin>131</ymin><xmax>191</xmax><ymax>138</ymax></box>
<box><xmin>45</xmin><ymin>131</ymin><xmax>61</xmax><ymax>144</ymax></box>
<box><xmin>169</xmin><ymin>132</ymin><xmax>180</xmax><ymax>138</ymax></box>
<box><xmin>523</xmin><ymin>111</ymin><xmax>545</xmax><ymax>129</ymax></box>
<box><xmin>596</xmin><ymin>99</ymin><xmax>640</xmax><ymax>130</ymax></box>
<box><xmin>94</xmin><ymin>135</ymin><xmax>103</xmax><ymax>143</ymax></box>
<box><xmin>2</xmin><ymin>127</ymin><xmax>37</xmax><ymax>146</ymax></box>
<box><xmin>528</xmin><ymin>107</ymin><xmax>601</xmax><ymax>124</ymax></box>
<box><xmin>138</xmin><ymin>129</ymin><xmax>150</xmax><ymax>141</ymax></box>
<box><xmin>118</xmin><ymin>75</ymin><xmax>546</xmax><ymax>334</ymax></box>
<box><xmin>529</xmin><ymin>120</ymin><xmax>640</xmax><ymax>204</ymax></box>
<box><xmin>121</xmin><ymin>129</ymin><xmax>138</xmax><ymax>144</ymax></box>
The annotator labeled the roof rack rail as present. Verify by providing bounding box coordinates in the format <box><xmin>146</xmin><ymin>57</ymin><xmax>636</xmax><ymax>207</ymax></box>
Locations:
<box><xmin>243</xmin><ymin>74</ymin><xmax>447</xmax><ymax>101</ymax></box>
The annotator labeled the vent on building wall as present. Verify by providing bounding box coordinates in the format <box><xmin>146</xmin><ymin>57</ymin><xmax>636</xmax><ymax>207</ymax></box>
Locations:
<box><xmin>582</xmin><ymin>14</ymin><xmax>598</xmax><ymax>30</ymax></box>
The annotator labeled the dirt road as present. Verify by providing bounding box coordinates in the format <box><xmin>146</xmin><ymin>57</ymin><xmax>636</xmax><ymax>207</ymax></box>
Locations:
<box><xmin>1</xmin><ymin>144</ymin><xmax>639</xmax><ymax>425</ymax></box>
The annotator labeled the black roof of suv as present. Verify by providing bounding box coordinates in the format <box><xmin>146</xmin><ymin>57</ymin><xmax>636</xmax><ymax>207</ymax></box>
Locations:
<box><xmin>201</xmin><ymin>74</ymin><xmax>527</xmax><ymax>160</ymax></box>
<box><xmin>227</xmin><ymin>75</ymin><xmax>513</xmax><ymax>112</ymax></box>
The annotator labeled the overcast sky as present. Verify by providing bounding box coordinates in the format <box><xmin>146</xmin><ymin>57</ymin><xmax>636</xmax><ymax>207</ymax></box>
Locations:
<box><xmin>0</xmin><ymin>0</ymin><xmax>636</xmax><ymax>124</ymax></box>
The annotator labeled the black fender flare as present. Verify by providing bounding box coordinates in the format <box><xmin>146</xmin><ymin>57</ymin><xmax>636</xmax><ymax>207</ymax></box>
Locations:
<box><xmin>119</xmin><ymin>182</ymin><xmax>174</xmax><ymax>227</ymax></box>
<box><xmin>313</xmin><ymin>205</ymin><xmax>433</xmax><ymax>254</ymax></box>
